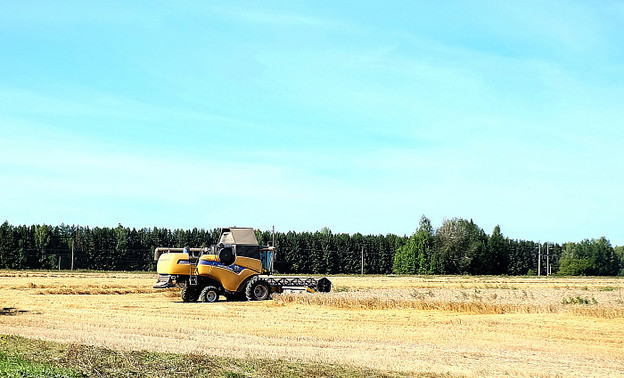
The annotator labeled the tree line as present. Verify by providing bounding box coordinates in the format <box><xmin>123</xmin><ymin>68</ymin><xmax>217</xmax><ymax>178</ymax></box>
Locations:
<box><xmin>0</xmin><ymin>219</ymin><xmax>622</xmax><ymax>276</ymax></box>
<box><xmin>392</xmin><ymin>216</ymin><xmax>622</xmax><ymax>276</ymax></box>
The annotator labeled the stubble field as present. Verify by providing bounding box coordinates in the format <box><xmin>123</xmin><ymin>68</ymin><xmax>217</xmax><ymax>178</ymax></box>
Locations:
<box><xmin>1</xmin><ymin>270</ymin><xmax>623</xmax><ymax>377</ymax></box>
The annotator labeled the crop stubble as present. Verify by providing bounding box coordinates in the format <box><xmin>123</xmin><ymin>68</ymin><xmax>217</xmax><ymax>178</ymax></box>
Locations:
<box><xmin>1</xmin><ymin>271</ymin><xmax>623</xmax><ymax>376</ymax></box>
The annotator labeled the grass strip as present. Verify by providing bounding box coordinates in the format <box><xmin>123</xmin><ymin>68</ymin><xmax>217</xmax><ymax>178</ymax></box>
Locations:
<box><xmin>0</xmin><ymin>351</ymin><xmax>81</xmax><ymax>377</ymax></box>
<box><xmin>0</xmin><ymin>335</ymin><xmax>418</xmax><ymax>378</ymax></box>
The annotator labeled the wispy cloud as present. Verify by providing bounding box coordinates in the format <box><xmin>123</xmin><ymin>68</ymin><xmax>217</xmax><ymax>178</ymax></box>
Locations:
<box><xmin>2</xmin><ymin>1</ymin><xmax>624</xmax><ymax>242</ymax></box>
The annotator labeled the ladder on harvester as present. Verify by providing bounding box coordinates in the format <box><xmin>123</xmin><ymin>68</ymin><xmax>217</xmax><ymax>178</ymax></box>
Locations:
<box><xmin>189</xmin><ymin>264</ymin><xmax>198</xmax><ymax>286</ymax></box>
<box><xmin>188</xmin><ymin>249</ymin><xmax>200</xmax><ymax>286</ymax></box>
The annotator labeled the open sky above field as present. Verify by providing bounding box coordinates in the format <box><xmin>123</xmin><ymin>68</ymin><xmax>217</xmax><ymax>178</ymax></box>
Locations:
<box><xmin>1</xmin><ymin>1</ymin><xmax>623</xmax><ymax>245</ymax></box>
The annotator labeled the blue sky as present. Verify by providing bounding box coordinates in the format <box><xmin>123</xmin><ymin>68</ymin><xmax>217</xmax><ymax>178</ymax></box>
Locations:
<box><xmin>1</xmin><ymin>1</ymin><xmax>623</xmax><ymax>245</ymax></box>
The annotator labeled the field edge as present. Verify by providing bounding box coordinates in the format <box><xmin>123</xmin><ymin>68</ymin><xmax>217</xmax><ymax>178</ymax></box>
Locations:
<box><xmin>0</xmin><ymin>334</ymin><xmax>445</xmax><ymax>378</ymax></box>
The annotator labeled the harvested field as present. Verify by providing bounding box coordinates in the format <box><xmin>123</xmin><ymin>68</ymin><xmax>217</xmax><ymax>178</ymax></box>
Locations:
<box><xmin>275</xmin><ymin>280</ymin><xmax>624</xmax><ymax>317</ymax></box>
<box><xmin>1</xmin><ymin>271</ymin><xmax>624</xmax><ymax>376</ymax></box>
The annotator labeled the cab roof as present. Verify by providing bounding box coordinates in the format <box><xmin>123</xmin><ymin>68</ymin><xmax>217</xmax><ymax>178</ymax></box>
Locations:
<box><xmin>219</xmin><ymin>227</ymin><xmax>259</xmax><ymax>246</ymax></box>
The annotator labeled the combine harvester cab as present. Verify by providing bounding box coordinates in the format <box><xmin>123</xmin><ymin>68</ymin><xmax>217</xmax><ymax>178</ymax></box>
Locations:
<box><xmin>153</xmin><ymin>227</ymin><xmax>331</xmax><ymax>302</ymax></box>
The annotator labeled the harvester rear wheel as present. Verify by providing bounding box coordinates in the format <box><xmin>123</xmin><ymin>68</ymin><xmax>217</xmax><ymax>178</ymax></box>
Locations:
<box><xmin>246</xmin><ymin>277</ymin><xmax>271</xmax><ymax>301</ymax></box>
<box><xmin>317</xmin><ymin>277</ymin><xmax>332</xmax><ymax>293</ymax></box>
<box><xmin>181</xmin><ymin>286</ymin><xmax>200</xmax><ymax>302</ymax></box>
<box><xmin>200</xmin><ymin>286</ymin><xmax>220</xmax><ymax>303</ymax></box>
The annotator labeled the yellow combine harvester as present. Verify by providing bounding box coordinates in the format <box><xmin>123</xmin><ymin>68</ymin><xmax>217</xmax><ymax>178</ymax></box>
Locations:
<box><xmin>153</xmin><ymin>227</ymin><xmax>331</xmax><ymax>302</ymax></box>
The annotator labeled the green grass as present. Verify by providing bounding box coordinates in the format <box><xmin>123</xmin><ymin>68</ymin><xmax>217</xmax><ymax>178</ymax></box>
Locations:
<box><xmin>0</xmin><ymin>335</ymin><xmax>412</xmax><ymax>378</ymax></box>
<box><xmin>0</xmin><ymin>352</ymin><xmax>81</xmax><ymax>377</ymax></box>
<box><xmin>562</xmin><ymin>296</ymin><xmax>598</xmax><ymax>305</ymax></box>
<box><xmin>333</xmin><ymin>285</ymin><xmax>351</xmax><ymax>292</ymax></box>
<box><xmin>599</xmin><ymin>286</ymin><xmax>616</xmax><ymax>292</ymax></box>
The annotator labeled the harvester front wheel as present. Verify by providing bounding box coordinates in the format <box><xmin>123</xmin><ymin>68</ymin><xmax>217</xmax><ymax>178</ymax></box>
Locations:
<box><xmin>246</xmin><ymin>277</ymin><xmax>271</xmax><ymax>301</ymax></box>
<box><xmin>181</xmin><ymin>286</ymin><xmax>200</xmax><ymax>302</ymax></box>
<box><xmin>200</xmin><ymin>286</ymin><xmax>220</xmax><ymax>303</ymax></box>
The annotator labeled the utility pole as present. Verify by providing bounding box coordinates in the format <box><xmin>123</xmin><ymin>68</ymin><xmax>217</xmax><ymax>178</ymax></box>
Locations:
<box><xmin>361</xmin><ymin>246</ymin><xmax>364</xmax><ymax>275</ymax></box>
<box><xmin>538</xmin><ymin>243</ymin><xmax>541</xmax><ymax>276</ymax></box>
<box><xmin>271</xmin><ymin>225</ymin><xmax>275</xmax><ymax>275</ymax></box>
<box><xmin>71</xmin><ymin>239</ymin><xmax>75</xmax><ymax>271</ymax></box>
<box><xmin>546</xmin><ymin>244</ymin><xmax>550</xmax><ymax>276</ymax></box>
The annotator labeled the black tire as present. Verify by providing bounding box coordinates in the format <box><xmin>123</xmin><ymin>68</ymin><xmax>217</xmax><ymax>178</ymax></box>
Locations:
<box><xmin>181</xmin><ymin>286</ymin><xmax>200</xmax><ymax>302</ymax></box>
<box><xmin>245</xmin><ymin>276</ymin><xmax>271</xmax><ymax>301</ymax></box>
<box><xmin>200</xmin><ymin>286</ymin><xmax>220</xmax><ymax>303</ymax></box>
<box><xmin>317</xmin><ymin>277</ymin><xmax>332</xmax><ymax>293</ymax></box>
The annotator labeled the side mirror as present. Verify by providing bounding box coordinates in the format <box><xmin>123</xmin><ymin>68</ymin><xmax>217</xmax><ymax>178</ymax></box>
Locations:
<box><xmin>218</xmin><ymin>246</ymin><xmax>236</xmax><ymax>266</ymax></box>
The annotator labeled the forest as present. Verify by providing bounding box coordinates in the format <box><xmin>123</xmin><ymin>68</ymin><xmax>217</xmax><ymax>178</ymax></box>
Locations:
<box><xmin>0</xmin><ymin>218</ymin><xmax>622</xmax><ymax>276</ymax></box>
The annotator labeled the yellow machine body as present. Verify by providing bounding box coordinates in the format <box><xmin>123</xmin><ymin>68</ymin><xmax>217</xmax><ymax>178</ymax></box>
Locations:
<box><xmin>156</xmin><ymin>251</ymin><xmax>262</xmax><ymax>292</ymax></box>
<box><xmin>156</xmin><ymin>253</ymin><xmax>191</xmax><ymax>276</ymax></box>
<box><xmin>196</xmin><ymin>255</ymin><xmax>261</xmax><ymax>292</ymax></box>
